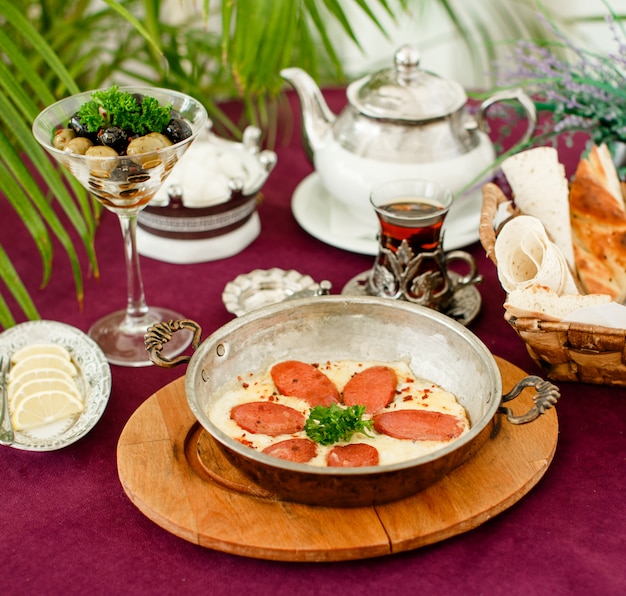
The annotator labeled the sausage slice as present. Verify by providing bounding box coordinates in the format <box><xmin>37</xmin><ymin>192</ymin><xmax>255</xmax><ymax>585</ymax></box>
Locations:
<box><xmin>270</xmin><ymin>360</ymin><xmax>340</xmax><ymax>407</ymax></box>
<box><xmin>262</xmin><ymin>438</ymin><xmax>317</xmax><ymax>463</ymax></box>
<box><xmin>342</xmin><ymin>365</ymin><xmax>397</xmax><ymax>414</ymax></box>
<box><xmin>327</xmin><ymin>443</ymin><xmax>379</xmax><ymax>467</ymax></box>
<box><xmin>373</xmin><ymin>409</ymin><xmax>465</xmax><ymax>441</ymax></box>
<box><xmin>231</xmin><ymin>402</ymin><xmax>305</xmax><ymax>436</ymax></box>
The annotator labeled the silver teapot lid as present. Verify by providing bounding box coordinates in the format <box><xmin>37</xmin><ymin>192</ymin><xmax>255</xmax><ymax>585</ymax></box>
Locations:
<box><xmin>346</xmin><ymin>44</ymin><xmax>467</xmax><ymax>121</ymax></box>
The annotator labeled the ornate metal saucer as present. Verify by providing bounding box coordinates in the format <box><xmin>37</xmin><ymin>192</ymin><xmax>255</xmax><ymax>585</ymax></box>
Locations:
<box><xmin>223</xmin><ymin>268</ymin><xmax>332</xmax><ymax>317</ymax></box>
<box><xmin>342</xmin><ymin>270</ymin><xmax>482</xmax><ymax>326</ymax></box>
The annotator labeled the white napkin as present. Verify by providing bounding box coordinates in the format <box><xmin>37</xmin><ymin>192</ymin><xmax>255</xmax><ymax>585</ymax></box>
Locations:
<box><xmin>562</xmin><ymin>302</ymin><xmax>626</xmax><ymax>328</ymax></box>
<box><xmin>152</xmin><ymin>137</ymin><xmax>264</xmax><ymax>208</ymax></box>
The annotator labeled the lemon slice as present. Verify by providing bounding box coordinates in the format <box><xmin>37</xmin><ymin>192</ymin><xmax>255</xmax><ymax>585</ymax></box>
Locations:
<box><xmin>11</xmin><ymin>390</ymin><xmax>84</xmax><ymax>431</ymax></box>
<box><xmin>8</xmin><ymin>368</ymin><xmax>78</xmax><ymax>403</ymax></box>
<box><xmin>11</xmin><ymin>343</ymin><xmax>72</xmax><ymax>364</ymax></box>
<box><xmin>10</xmin><ymin>377</ymin><xmax>83</xmax><ymax>410</ymax></box>
<box><xmin>9</xmin><ymin>354</ymin><xmax>78</xmax><ymax>381</ymax></box>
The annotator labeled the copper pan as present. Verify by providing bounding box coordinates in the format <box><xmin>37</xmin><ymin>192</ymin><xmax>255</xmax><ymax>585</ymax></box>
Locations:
<box><xmin>146</xmin><ymin>296</ymin><xmax>558</xmax><ymax>507</ymax></box>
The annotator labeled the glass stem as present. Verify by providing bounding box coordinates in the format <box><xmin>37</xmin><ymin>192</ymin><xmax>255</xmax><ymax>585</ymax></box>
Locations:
<box><xmin>118</xmin><ymin>213</ymin><xmax>150</xmax><ymax>327</ymax></box>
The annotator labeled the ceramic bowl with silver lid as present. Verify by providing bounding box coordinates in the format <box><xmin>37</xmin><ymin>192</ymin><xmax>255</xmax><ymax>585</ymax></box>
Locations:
<box><xmin>137</xmin><ymin>123</ymin><xmax>277</xmax><ymax>263</ymax></box>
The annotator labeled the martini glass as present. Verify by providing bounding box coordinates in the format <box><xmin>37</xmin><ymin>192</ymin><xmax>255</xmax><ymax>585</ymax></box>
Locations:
<box><xmin>33</xmin><ymin>87</ymin><xmax>208</xmax><ymax>366</ymax></box>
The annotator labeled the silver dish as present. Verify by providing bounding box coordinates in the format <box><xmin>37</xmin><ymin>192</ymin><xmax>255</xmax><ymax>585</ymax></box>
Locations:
<box><xmin>0</xmin><ymin>320</ymin><xmax>111</xmax><ymax>451</ymax></box>
<box><xmin>222</xmin><ymin>268</ymin><xmax>327</xmax><ymax>316</ymax></box>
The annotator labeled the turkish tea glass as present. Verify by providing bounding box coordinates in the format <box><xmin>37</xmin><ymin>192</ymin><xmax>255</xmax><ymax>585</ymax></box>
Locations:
<box><xmin>367</xmin><ymin>179</ymin><xmax>460</xmax><ymax>309</ymax></box>
<box><xmin>33</xmin><ymin>87</ymin><xmax>208</xmax><ymax>366</ymax></box>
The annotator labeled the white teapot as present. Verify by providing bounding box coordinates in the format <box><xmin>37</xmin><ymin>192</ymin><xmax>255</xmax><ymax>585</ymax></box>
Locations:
<box><xmin>281</xmin><ymin>45</ymin><xmax>536</xmax><ymax>231</ymax></box>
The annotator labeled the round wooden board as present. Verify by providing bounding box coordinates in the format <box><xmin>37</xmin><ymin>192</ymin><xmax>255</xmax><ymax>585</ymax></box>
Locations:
<box><xmin>117</xmin><ymin>356</ymin><xmax>558</xmax><ymax>562</ymax></box>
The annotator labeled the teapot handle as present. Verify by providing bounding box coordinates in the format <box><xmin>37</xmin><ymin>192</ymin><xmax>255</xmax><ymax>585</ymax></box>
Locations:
<box><xmin>476</xmin><ymin>87</ymin><xmax>537</xmax><ymax>146</ymax></box>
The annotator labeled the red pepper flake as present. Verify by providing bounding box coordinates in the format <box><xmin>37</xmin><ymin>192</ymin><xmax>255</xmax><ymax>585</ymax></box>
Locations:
<box><xmin>242</xmin><ymin>382</ymin><xmax>249</xmax><ymax>389</ymax></box>
<box><xmin>402</xmin><ymin>395</ymin><xmax>413</xmax><ymax>402</ymax></box>
<box><xmin>237</xmin><ymin>375</ymin><xmax>243</xmax><ymax>381</ymax></box>
<box><xmin>236</xmin><ymin>437</ymin><xmax>254</xmax><ymax>447</ymax></box>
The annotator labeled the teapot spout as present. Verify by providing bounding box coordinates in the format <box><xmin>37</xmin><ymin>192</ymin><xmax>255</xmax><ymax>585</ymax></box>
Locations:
<box><xmin>280</xmin><ymin>67</ymin><xmax>336</xmax><ymax>164</ymax></box>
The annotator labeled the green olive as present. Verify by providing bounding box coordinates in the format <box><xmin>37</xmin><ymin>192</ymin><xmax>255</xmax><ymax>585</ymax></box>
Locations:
<box><xmin>145</xmin><ymin>132</ymin><xmax>174</xmax><ymax>147</ymax></box>
<box><xmin>127</xmin><ymin>133</ymin><xmax>172</xmax><ymax>156</ymax></box>
<box><xmin>64</xmin><ymin>136</ymin><xmax>93</xmax><ymax>155</ymax></box>
<box><xmin>53</xmin><ymin>128</ymin><xmax>75</xmax><ymax>150</ymax></box>
<box><xmin>85</xmin><ymin>145</ymin><xmax>119</xmax><ymax>158</ymax></box>
<box><xmin>85</xmin><ymin>145</ymin><xmax>119</xmax><ymax>178</ymax></box>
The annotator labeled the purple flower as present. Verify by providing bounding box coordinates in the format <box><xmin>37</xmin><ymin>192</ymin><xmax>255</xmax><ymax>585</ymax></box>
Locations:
<box><xmin>498</xmin><ymin>9</ymin><xmax>626</xmax><ymax>145</ymax></box>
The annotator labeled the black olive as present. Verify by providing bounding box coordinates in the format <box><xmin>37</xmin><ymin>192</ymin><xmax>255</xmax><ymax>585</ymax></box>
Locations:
<box><xmin>98</xmin><ymin>126</ymin><xmax>129</xmax><ymax>154</ymax></box>
<box><xmin>110</xmin><ymin>161</ymin><xmax>146</xmax><ymax>182</ymax></box>
<box><xmin>165</xmin><ymin>118</ymin><xmax>192</xmax><ymax>144</ymax></box>
<box><xmin>68</xmin><ymin>112</ymin><xmax>95</xmax><ymax>139</ymax></box>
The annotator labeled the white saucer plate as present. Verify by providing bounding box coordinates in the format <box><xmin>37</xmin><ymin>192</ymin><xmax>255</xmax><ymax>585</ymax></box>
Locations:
<box><xmin>291</xmin><ymin>173</ymin><xmax>482</xmax><ymax>255</ymax></box>
<box><xmin>0</xmin><ymin>320</ymin><xmax>111</xmax><ymax>451</ymax></box>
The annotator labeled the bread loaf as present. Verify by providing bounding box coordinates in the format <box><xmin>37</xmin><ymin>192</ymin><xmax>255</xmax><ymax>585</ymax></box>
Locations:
<box><xmin>587</xmin><ymin>143</ymin><xmax>623</xmax><ymax>209</ymax></box>
<box><xmin>569</xmin><ymin>145</ymin><xmax>626</xmax><ymax>300</ymax></box>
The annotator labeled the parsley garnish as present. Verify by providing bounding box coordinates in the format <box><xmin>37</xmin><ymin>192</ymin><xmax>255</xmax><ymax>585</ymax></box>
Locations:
<box><xmin>304</xmin><ymin>403</ymin><xmax>374</xmax><ymax>446</ymax></box>
<box><xmin>77</xmin><ymin>85</ymin><xmax>171</xmax><ymax>135</ymax></box>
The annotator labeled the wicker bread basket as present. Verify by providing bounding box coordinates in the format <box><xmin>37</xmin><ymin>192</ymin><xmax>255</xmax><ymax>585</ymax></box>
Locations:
<box><xmin>480</xmin><ymin>182</ymin><xmax>626</xmax><ymax>387</ymax></box>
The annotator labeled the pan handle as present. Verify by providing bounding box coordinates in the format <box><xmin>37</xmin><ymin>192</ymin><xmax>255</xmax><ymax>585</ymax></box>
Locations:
<box><xmin>144</xmin><ymin>319</ymin><xmax>203</xmax><ymax>368</ymax></box>
<box><xmin>498</xmin><ymin>376</ymin><xmax>560</xmax><ymax>424</ymax></box>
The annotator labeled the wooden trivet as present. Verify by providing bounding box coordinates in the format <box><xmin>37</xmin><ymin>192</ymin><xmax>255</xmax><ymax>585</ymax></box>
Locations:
<box><xmin>117</xmin><ymin>356</ymin><xmax>558</xmax><ymax>562</ymax></box>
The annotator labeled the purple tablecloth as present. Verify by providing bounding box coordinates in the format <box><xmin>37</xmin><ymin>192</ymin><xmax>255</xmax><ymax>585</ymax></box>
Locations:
<box><xmin>1</xmin><ymin>91</ymin><xmax>625</xmax><ymax>595</ymax></box>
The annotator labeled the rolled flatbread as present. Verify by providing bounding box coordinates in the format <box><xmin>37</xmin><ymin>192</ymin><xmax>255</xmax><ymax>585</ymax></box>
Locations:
<box><xmin>494</xmin><ymin>215</ymin><xmax>579</xmax><ymax>295</ymax></box>
<box><xmin>501</xmin><ymin>147</ymin><xmax>575</xmax><ymax>269</ymax></box>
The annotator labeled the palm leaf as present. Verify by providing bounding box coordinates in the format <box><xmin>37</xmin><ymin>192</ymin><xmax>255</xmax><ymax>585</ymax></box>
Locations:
<box><xmin>0</xmin><ymin>246</ymin><xmax>40</xmax><ymax>329</ymax></box>
<box><xmin>0</xmin><ymin>1</ymin><xmax>99</xmax><ymax>328</ymax></box>
<box><xmin>0</xmin><ymin>141</ymin><xmax>54</xmax><ymax>285</ymax></box>
<box><xmin>100</xmin><ymin>0</ymin><xmax>164</xmax><ymax>59</ymax></box>
<box><xmin>2</xmin><ymin>1</ymin><xmax>81</xmax><ymax>95</ymax></box>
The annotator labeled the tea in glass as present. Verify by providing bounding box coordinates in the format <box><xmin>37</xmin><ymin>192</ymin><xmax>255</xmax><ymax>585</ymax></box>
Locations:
<box><xmin>368</xmin><ymin>179</ymin><xmax>454</xmax><ymax>307</ymax></box>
